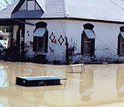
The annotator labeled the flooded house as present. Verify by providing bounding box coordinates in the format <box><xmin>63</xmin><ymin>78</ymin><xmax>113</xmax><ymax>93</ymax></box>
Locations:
<box><xmin>0</xmin><ymin>0</ymin><xmax>124</xmax><ymax>64</ymax></box>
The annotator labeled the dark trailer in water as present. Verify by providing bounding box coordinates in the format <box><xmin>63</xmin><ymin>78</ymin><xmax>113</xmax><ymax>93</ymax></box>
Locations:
<box><xmin>16</xmin><ymin>76</ymin><xmax>67</xmax><ymax>86</ymax></box>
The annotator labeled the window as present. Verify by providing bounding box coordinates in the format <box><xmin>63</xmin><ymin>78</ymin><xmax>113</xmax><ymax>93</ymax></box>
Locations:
<box><xmin>34</xmin><ymin>37</ymin><xmax>44</xmax><ymax>52</ymax></box>
<box><xmin>27</xmin><ymin>0</ymin><xmax>35</xmax><ymax>10</ymax></box>
<box><xmin>81</xmin><ymin>23</ymin><xmax>96</xmax><ymax>56</ymax></box>
<box><xmin>19</xmin><ymin>0</ymin><xmax>41</xmax><ymax>11</ymax></box>
<box><xmin>118</xmin><ymin>26</ymin><xmax>124</xmax><ymax>56</ymax></box>
<box><xmin>33</xmin><ymin>22</ymin><xmax>48</xmax><ymax>53</ymax></box>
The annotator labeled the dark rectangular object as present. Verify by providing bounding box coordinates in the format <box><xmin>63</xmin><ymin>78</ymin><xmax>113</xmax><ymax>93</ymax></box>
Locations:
<box><xmin>16</xmin><ymin>76</ymin><xmax>67</xmax><ymax>86</ymax></box>
<box><xmin>11</xmin><ymin>10</ymin><xmax>44</xmax><ymax>18</ymax></box>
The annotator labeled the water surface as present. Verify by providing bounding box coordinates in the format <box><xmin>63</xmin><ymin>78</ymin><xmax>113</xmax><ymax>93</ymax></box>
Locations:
<box><xmin>0</xmin><ymin>61</ymin><xmax>124</xmax><ymax>107</ymax></box>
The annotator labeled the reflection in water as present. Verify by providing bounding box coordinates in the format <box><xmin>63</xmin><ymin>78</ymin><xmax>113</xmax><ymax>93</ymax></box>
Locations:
<box><xmin>0</xmin><ymin>66</ymin><xmax>8</xmax><ymax>88</ymax></box>
<box><xmin>0</xmin><ymin>104</ymin><xmax>3</xmax><ymax>107</ymax></box>
<box><xmin>80</xmin><ymin>65</ymin><xmax>94</xmax><ymax>102</ymax></box>
<box><xmin>1</xmin><ymin>62</ymin><xmax>124</xmax><ymax>106</ymax></box>
<box><xmin>92</xmin><ymin>65</ymin><xmax>117</xmax><ymax>102</ymax></box>
<box><xmin>116</xmin><ymin>67</ymin><xmax>124</xmax><ymax>98</ymax></box>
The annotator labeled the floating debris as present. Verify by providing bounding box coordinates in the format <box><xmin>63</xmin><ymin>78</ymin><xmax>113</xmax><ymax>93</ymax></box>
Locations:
<box><xmin>16</xmin><ymin>76</ymin><xmax>67</xmax><ymax>86</ymax></box>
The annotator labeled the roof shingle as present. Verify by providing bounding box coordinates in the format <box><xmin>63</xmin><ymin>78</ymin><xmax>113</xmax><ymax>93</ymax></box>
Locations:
<box><xmin>0</xmin><ymin>0</ymin><xmax>124</xmax><ymax>22</ymax></box>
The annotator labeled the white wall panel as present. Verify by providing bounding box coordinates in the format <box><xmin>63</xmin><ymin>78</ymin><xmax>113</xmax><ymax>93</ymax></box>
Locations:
<box><xmin>25</xmin><ymin>19</ymin><xmax>124</xmax><ymax>63</ymax></box>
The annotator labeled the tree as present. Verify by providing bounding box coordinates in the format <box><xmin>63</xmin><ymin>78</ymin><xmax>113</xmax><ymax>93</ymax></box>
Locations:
<box><xmin>0</xmin><ymin>26</ymin><xmax>10</xmax><ymax>32</ymax></box>
<box><xmin>0</xmin><ymin>0</ymin><xmax>17</xmax><ymax>32</ymax></box>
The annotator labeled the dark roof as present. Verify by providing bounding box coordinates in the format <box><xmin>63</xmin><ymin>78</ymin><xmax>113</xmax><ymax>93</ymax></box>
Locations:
<box><xmin>12</xmin><ymin>0</ymin><xmax>25</xmax><ymax>13</ymax></box>
<box><xmin>11</xmin><ymin>10</ymin><xmax>44</xmax><ymax>18</ymax></box>
<box><xmin>0</xmin><ymin>19</ymin><xmax>34</xmax><ymax>26</ymax></box>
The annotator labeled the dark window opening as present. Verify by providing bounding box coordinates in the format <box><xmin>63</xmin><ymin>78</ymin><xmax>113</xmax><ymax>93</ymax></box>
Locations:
<box><xmin>118</xmin><ymin>27</ymin><xmax>124</xmax><ymax>56</ymax></box>
<box><xmin>34</xmin><ymin>36</ymin><xmax>45</xmax><ymax>52</ymax></box>
<box><xmin>81</xmin><ymin>23</ymin><xmax>95</xmax><ymax>56</ymax></box>
<box><xmin>33</xmin><ymin>22</ymin><xmax>48</xmax><ymax>53</ymax></box>
<box><xmin>84</xmin><ymin>36</ymin><xmax>92</xmax><ymax>55</ymax></box>
<box><xmin>0</xmin><ymin>37</ymin><xmax>3</xmax><ymax>40</ymax></box>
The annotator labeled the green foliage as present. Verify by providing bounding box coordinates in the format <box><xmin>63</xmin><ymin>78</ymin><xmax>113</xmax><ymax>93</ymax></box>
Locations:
<box><xmin>0</xmin><ymin>26</ymin><xmax>10</xmax><ymax>32</ymax></box>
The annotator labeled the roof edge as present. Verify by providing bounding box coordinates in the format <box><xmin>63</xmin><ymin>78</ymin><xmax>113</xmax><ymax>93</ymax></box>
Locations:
<box><xmin>67</xmin><ymin>17</ymin><xmax>124</xmax><ymax>24</ymax></box>
<box><xmin>22</xmin><ymin>17</ymin><xmax>124</xmax><ymax>24</ymax></box>
<box><xmin>12</xmin><ymin>0</ymin><xmax>25</xmax><ymax>13</ymax></box>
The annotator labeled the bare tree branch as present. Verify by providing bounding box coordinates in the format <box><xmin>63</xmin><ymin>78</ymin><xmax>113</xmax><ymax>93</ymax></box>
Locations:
<box><xmin>0</xmin><ymin>2</ymin><xmax>7</xmax><ymax>7</ymax></box>
<box><xmin>0</xmin><ymin>0</ymin><xmax>17</xmax><ymax>7</ymax></box>
<box><xmin>4</xmin><ymin>0</ymin><xmax>10</xmax><ymax>5</ymax></box>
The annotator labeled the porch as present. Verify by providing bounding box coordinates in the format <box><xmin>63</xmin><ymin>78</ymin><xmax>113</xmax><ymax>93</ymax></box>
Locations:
<box><xmin>0</xmin><ymin>18</ymin><xmax>32</xmax><ymax>61</ymax></box>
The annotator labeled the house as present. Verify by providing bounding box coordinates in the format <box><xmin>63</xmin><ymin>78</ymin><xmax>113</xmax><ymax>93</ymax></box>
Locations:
<box><xmin>0</xmin><ymin>0</ymin><xmax>124</xmax><ymax>64</ymax></box>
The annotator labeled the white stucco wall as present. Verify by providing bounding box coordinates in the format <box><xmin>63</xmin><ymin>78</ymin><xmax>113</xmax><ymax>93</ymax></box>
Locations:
<box><xmin>94</xmin><ymin>22</ymin><xmax>121</xmax><ymax>62</ymax></box>
<box><xmin>66</xmin><ymin>20</ymin><xmax>124</xmax><ymax>63</ymax></box>
<box><xmin>25</xmin><ymin>20</ymin><xmax>67</xmax><ymax>63</ymax></box>
<box><xmin>24</xmin><ymin>19</ymin><xmax>124</xmax><ymax>63</ymax></box>
<box><xmin>66</xmin><ymin>20</ymin><xmax>82</xmax><ymax>53</ymax></box>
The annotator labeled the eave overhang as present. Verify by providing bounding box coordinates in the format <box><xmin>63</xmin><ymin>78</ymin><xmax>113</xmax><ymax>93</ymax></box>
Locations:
<box><xmin>0</xmin><ymin>18</ymin><xmax>34</xmax><ymax>26</ymax></box>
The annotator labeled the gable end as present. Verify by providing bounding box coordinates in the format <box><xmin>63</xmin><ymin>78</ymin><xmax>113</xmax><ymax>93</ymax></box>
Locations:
<box><xmin>11</xmin><ymin>0</ymin><xmax>44</xmax><ymax>18</ymax></box>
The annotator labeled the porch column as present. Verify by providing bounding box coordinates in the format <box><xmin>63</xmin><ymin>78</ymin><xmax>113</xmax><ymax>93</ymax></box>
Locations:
<box><xmin>16</xmin><ymin>25</ymin><xmax>21</xmax><ymax>53</ymax></box>
<box><xmin>21</xmin><ymin>24</ymin><xmax>25</xmax><ymax>55</ymax></box>
<box><xmin>16</xmin><ymin>24</ymin><xmax>25</xmax><ymax>54</ymax></box>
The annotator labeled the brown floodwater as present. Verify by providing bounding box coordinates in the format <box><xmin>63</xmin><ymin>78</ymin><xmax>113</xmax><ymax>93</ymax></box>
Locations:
<box><xmin>1</xmin><ymin>61</ymin><xmax>124</xmax><ymax>107</ymax></box>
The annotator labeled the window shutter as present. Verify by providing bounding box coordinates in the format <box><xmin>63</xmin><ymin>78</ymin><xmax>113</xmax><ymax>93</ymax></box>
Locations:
<box><xmin>45</xmin><ymin>31</ymin><xmax>48</xmax><ymax>52</ymax></box>
<box><xmin>91</xmin><ymin>39</ymin><xmax>95</xmax><ymax>56</ymax></box>
<box><xmin>21</xmin><ymin>41</ymin><xmax>24</xmax><ymax>51</ymax></box>
<box><xmin>81</xmin><ymin>32</ymin><xmax>84</xmax><ymax>55</ymax></box>
<box><xmin>118</xmin><ymin>35</ymin><xmax>120</xmax><ymax>55</ymax></box>
<box><xmin>33</xmin><ymin>37</ymin><xmax>37</xmax><ymax>52</ymax></box>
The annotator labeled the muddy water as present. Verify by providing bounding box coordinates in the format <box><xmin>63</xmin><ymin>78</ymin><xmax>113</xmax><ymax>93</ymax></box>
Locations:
<box><xmin>1</xmin><ymin>62</ymin><xmax>124</xmax><ymax>107</ymax></box>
